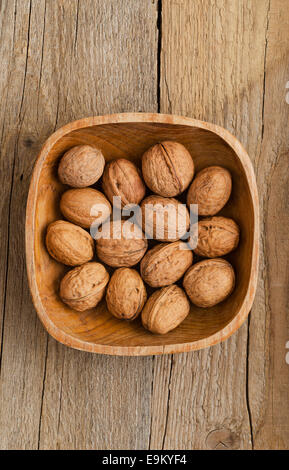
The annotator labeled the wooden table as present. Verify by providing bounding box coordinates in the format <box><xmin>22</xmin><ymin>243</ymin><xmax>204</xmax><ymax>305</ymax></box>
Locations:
<box><xmin>0</xmin><ymin>0</ymin><xmax>288</xmax><ymax>450</ymax></box>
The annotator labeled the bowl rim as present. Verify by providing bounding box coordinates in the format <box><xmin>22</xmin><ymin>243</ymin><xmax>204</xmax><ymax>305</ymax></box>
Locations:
<box><xmin>25</xmin><ymin>112</ymin><xmax>259</xmax><ymax>356</ymax></box>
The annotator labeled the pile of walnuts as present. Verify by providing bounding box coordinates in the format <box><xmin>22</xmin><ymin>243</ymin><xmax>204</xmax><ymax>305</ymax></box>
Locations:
<box><xmin>46</xmin><ymin>142</ymin><xmax>240</xmax><ymax>335</ymax></box>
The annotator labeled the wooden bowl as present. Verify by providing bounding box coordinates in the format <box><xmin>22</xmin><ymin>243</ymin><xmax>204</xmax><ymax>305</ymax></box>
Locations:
<box><xmin>26</xmin><ymin>113</ymin><xmax>259</xmax><ymax>356</ymax></box>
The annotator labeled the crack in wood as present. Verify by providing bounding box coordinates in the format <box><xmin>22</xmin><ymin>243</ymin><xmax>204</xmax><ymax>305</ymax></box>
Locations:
<box><xmin>164</xmin><ymin>70</ymin><xmax>172</xmax><ymax>114</ymax></box>
<box><xmin>37</xmin><ymin>0</ymin><xmax>47</xmax><ymax>119</ymax></box>
<box><xmin>18</xmin><ymin>0</ymin><xmax>32</xmax><ymax>122</ymax></box>
<box><xmin>157</xmin><ymin>0</ymin><xmax>162</xmax><ymax>113</ymax></box>
<box><xmin>54</xmin><ymin>81</ymin><xmax>61</xmax><ymax>132</ymax></box>
<box><xmin>74</xmin><ymin>0</ymin><xmax>80</xmax><ymax>53</ymax></box>
<box><xmin>56</xmin><ymin>357</ymin><xmax>65</xmax><ymax>439</ymax></box>
<box><xmin>161</xmin><ymin>356</ymin><xmax>173</xmax><ymax>450</ymax></box>
<box><xmin>0</xmin><ymin>92</ymin><xmax>25</xmax><ymax>373</ymax></box>
<box><xmin>0</xmin><ymin>0</ymin><xmax>17</xmax><ymax>144</ymax></box>
<box><xmin>148</xmin><ymin>355</ymin><xmax>155</xmax><ymax>450</ymax></box>
<box><xmin>246</xmin><ymin>314</ymin><xmax>254</xmax><ymax>449</ymax></box>
<box><xmin>37</xmin><ymin>335</ymin><xmax>49</xmax><ymax>450</ymax></box>
<box><xmin>0</xmin><ymin>155</ymin><xmax>16</xmax><ymax>377</ymax></box>
<box><xmin>261</xmin><ymin>0</ymin><xmax>271</xmax><ymax>141</ymax></box>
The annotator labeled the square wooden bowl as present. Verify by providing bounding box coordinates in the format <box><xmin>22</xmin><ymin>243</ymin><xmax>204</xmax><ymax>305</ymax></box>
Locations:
<box><xmin>26</xmin><ymin>113</ymin><xmax>259</xmax><ymax>356</ymax></box>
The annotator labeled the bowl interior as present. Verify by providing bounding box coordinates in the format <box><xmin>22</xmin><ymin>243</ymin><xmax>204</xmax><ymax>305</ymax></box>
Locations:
<box><xmin>33</xmin><ymin>121</ymin><xmax>255</xmax><ymax>350</ymax></box>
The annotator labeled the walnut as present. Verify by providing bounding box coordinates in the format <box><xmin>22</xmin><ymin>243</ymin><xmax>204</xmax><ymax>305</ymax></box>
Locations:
<box><xmin>102</xmin><ymin>158</ymin><xmax>146</xmax><ymax>207</ymax></box>
<box><xmin>46</xmin><ymin>220</ymin><xmax>94</xmax><ymax>266</ymax></box>
<box><xmin>140</xmin><ymin>195</ymin><xmax>190</xmax><ymax>242</ymax></box>
<box><xmin>60</xmin><ymin>262</ymin><xmax>109</xmax><ymax>311</ymax></box>
<box><xmin>142</xmin><ymin>141</ymin><xmax>194</xmax><ymax>197</ymax></box>
<box><xmin>141</xmin><ymin>285</ymin><xmax>190</xmax><ymax>334</ymax></box>
<box><xmin>194</xmin><ymin>216</ymin><xmax>240</xmax><ymax>258</ymax></box>
<box><xmin>58</xmin><ymin>145</ymin><xmax>105</xmax><ymax>188</ymax></box>
<box><xmin>106</xmin><ymin>268</ymin><xmax>147</xmax><ymax>320</ymax></box>
<box><xmin>60</xmin><ymin>188</ymin><xmax>111</xmax><ymax>229</ymax></box>
<box><xmin>140</xmin><ymin>241</ymin><xmax>193</xmax><ymax>287</ymax></box>
<box><xmin>96</xmin><ymin>220</ymin><xmax>148</xmax><ymax>267</ymax></box>
<box><xmin>187</xmin><ymin>166</ymin><xmax>232</xmax><ymax>216</ymax></box>
<box><xmin>183</xmin><ymin>258</ymin><xmax>235</xmax><ymax>307</ymax></box>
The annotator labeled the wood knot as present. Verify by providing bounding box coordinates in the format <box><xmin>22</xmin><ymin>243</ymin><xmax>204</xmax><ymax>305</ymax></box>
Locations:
<box><xmin>24</xmin><ymin>137</ymin><xmax>34</xmax><ymax>148</ymax></box>
<box><xmin>206</xmin><ymin>428</ymin><xmax>240</xmax><ymax>450</ymax></box>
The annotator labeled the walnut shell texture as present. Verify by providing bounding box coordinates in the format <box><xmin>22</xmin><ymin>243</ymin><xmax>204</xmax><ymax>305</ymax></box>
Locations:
<box><xmin>46</xmin><ymin>220</ymin><xmax>94</xmax><ymax>266</ymax></box>
<box><xmin>194</xmin><ymin>216</ymin><xmax>240</xmax><ymax>258</ymax></box>
<box><xmin>60</xmin><ymin>188</ymin><xmax>111</xmax><ymax>229</ymax></box>
<box><xmin>141</xmin><ymin>241</ymin><xmax>193</xmax><ymax>287</ymax></box>
<box><xmin>140</xmin><ymin>195</ymin><xmax>190</xmax><ymax>242</ymax></box>
<box><xmin>183</xmin><ymin>258</ymin><xmax>235</xmax><ymax>307</ymax></box>
<box><xmin>102</xmin><ymin>158</ymin><xmax>146</xmax><ymax>207</ymax></box>
<box><xmin>96</xmin><ymin>220</ymin><xmax>148</xmax><ymax>267</ymax></box>
<box><xmin>106</xmin><ymin>268</ymin><xmax>147</xmax><ymax>320</ymax></box>
<box><xmin>60</xmin><ymin>262</ymin><xmax>109</xmax><ymax>312</ymax></box>
<box><xmin>141</xmin><ymin>285</ymin><xmax>190</xmax><ymax>335</ymax></box>
<box><xmin>142</xmin><ymin>141</ymin><xmax>194</xmax><ymax>197</ymax></box>
<box><xmin>58</xmin><ymin>145</ymin><xmax>105</xmax><ymax>188</ymax></box>
<box><xmin>187</xmin><ymin>166</ymin><xmax>232</xmax><ymax>216</ymax></box>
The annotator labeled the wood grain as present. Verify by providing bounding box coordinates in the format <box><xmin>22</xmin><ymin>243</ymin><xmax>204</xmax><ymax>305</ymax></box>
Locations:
<box><xmin>0</xmin><ymin>0</ymin><xmax>158</xmax><ymax>450</ymax></box>
<box><xmin>248</xmin><ymin>0</ymin><xmax>289</xmax><ymax>449</ymax></box>
<box><xmin>0</xmin><ymin>0</ymin><xmax>49</xmax><ymax>450</ymax></box>
<box><xmin>149</xmin><ymin>0</ymin><xmax>280</xmax><ymax>450</ymax></box>
<box><xmin>0</xmin><ymin>0</ymin><xmax>288</xmax><ymax>450</ymax></box>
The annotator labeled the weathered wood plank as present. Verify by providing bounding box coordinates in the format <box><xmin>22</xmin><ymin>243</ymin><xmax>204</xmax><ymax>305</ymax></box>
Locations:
<box><xmin>0</xmin><ymin>0</ymin><xmax>158</xmax><ymax>450</ymax></box>
<box><xmin>151</xmin><ymin>0</ymin><xmax>270</xmax><ymax>449</ymax></box>
<box><xmin>0</xmin><ymin>0</ymin><xmax>49</xmax><ymax>450</ymax></box>
<box><xmin>248</xmin><ymin>0</ymin><xmax>289</xmax><ymax>449</ymax></box>
<box><xmin>39</xmin><ymin>340</ymin><xmax>154</xmax><ymax>450</ymax></box>
<box><xmin>0</xmin><ymin>0</ymin><xmax>15</xmax><ymax>359</ymax></box>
